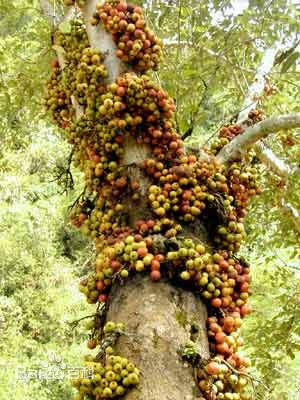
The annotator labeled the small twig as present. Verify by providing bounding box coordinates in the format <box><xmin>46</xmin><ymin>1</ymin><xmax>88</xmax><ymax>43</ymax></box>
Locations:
<box><xmin>95</xmin><ymin>331</ymin><xmax>121</xmax><ymax>362</ymax></box>
<box><xmin>182</xmin><ymin>78</ymin><xmax>208</xmax><ymax>140</ymax></box>
<box><xmin>220</xmin><ymin>359</ymin><xmax>270</xmax><ymax>393</ymax></box>
<box><xmin>68</xmin><ymin>186</ymin><xmax>87</xmax><ymax>211</ymax></box>
<box><xmin>275</xmin><ymin>251</ymin><xmax>300</xmax><ymax>271</ymax></box>
<box><xmin>67</xmin><ymin>314</ymin><xmax>98</xmax><ymax>328</ymax></box>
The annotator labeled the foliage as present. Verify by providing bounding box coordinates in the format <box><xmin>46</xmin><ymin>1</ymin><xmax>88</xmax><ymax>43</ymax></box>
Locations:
<box><xmin>0</xmin><ymin>129</ymin><xmax>92</xmax><ymax>400</ymax></box>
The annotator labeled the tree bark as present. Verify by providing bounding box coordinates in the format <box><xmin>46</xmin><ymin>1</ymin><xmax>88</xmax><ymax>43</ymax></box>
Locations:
<box><xmin>217</xmin><ymin>112</ymin><xmax>300</xmax><ymax>164</ymax></box>
<box><xmin>253</xmin><ymin>141</ymin><xmax>291</xmax><ymax>177</ymax></box>
<box><xmin>82</xmin><ymin>3</ymin><xmax>211</xmax><ymax>396</ymax></box>
<box><xmin>80</xmin><ymin>2</ymin><xmax>211</xmax><ymax>397</ymax></box>
<box><xmin>107</xmin><ymin>275</ymin><xmax>209</xmax><ymax>400</ymax></box>
<box><xmin>236</xmin><ymin>46</ymin><xmax>278</xmax><ymax>124</ymax></box>
<box><xmin>233</xmin><ymin>44</ymin><xmax>293</xmax><ymax>177</ymax></box>
<box><xmin>83</xmin><ymin>0</ymin><xmax>124</xmax><ymax>83</ymax></box>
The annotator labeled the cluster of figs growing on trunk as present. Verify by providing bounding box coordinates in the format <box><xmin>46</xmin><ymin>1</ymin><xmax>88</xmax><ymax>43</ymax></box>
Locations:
<box><xmin>44</xmin><ymin>1</ymin><xmax>262</xmax><ymax>399</ymax></box>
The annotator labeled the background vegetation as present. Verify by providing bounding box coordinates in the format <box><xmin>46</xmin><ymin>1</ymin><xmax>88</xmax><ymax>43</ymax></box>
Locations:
<box><xmin>0</xmin><ymin>0</ymin><xmax>299</xmax><ymax>399</ymax></box>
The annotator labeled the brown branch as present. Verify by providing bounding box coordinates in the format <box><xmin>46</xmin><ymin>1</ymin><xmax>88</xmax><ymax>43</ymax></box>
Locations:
<box><xmin>67</xmin><ymin>186</ymin><xmax>87</xmax><ymax>211</ymax></box>
<box><xmin>67</xmin><ymin>314</ymin><xmax>98</xmax><ymax>328</ymax></box>
<box><xmin>220</xmin><ymin>359</ymin><xmax>270</xmax><ymax>393</ymax></box>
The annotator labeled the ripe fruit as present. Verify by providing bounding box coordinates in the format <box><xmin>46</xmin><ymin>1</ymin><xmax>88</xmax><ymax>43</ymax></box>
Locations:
<box><xmin>87</xmin><ymin>339</ymin><xmax>97</xmax><ymax>349</ymax></box>
<box><xmin>150</xmin><ymin>270</ymin><xmax>161</xmax><ymax>281</ymax></box>
<box><xmin>206</xmin><ymin>361</ymin><xmax>221</xmax><ymax>375</ymax></box>
<box><xmin>211</xmin><ymin>297</ymin><xmax>222</xmax><ymax>308</ymax></box>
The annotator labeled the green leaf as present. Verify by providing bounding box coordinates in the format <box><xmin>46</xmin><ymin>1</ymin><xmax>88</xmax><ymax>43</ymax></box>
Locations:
<box><xmin>281</xmin><ymin>52</ymin><xmax>299</xmax><ymax>73</ymax></box>
<box><xmin>59</xmin><ymin>20</ymin><xmax>72</xmax><ymax>34</ymax></box>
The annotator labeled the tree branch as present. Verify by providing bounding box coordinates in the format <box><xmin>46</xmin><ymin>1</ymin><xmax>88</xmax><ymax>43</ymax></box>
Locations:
<box><xmin>219</xmin><ymin>44</ymin><xmax>296</xmax><ymax>177</ymax></box>
<box><xmin>280</xmin><ymin>199</ymin><xmax>300</xmax><ymax>233</ymax></box>
<box><xmin>217</xmin><ymin>113</ymin><xmax>300</xmax><ymax>164</ymax></box>
<box><xmin>235</xmin><ymin>45</ymin><xmax>292</xmax><ymax>178</ymax></box>
<box><xmin>253</xmin><ymin>142</ymin><xmax>291</xmax><ymax>177</ymax></box>
<box><xmin>40</xmin><ymin>0</ymin><xmax>55</xmax><ymax>25</ymax></box>
<box><xmin>40</xmin><ymin>1</ymin><xmax>83</xmax><ymax>118</ymax></box>
<box><xmin>40</xmin><ymin>0</ymin><xmax>65</xmax><ymax>26</ymax></box>
<box><xmin>82</xmin><ymin>0</ymin><xmax>124</xmax><ymax>83</ymax></box>
<box><xmin>236</xmin><ymin>46</ymin><xmax>278</xmax><ymax>124</ymax></box>
<box><xmin>201</xmin><ymin>46</ymin><xmax>255</xmax><ymax>73</ymax></box>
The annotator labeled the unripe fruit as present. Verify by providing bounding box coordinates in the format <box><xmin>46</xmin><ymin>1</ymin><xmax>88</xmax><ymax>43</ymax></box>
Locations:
<box><xmin>180</xmin><ymin>271</ymin><xmax>190</xmax><ymax>280</ymax></box>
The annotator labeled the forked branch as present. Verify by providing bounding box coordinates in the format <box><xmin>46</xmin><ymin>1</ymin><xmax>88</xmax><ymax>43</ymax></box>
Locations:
<box><xmin>217</xmin><ymin>113</ymin><xmax>300</xmax><ymax>164</ymax></box>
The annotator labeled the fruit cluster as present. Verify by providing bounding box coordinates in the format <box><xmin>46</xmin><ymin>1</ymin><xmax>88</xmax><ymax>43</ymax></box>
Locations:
<box><xmin>96</xmin><ymin>0</ymin><xmax>163</xmax><ymax>71</ymax></box>
<box><xmin>199</xmin><ymin>358</ymin><xmax>251</xmax><ymax>400</ymax></box>
<box><xmin>73</xmin><ymin>319</ymin><xmax>139</xmax><ymax>400</ymax></box>
<box><xmin>209</xmin><ymin>124</ymin><xmax>244</xmax><ymax>156</ymax></box>
<box><xmin>98</xmin><ymin>73</ymin><xmax>182</xmax><ymax>157</ymax></box>
<box><xmin>64</xmin><ymin>0</ymin><xmax>86</xmax><ymax>7</ymax></box>
<box><xmin>219</xmin><ymin>125</ymin><xmax>244</xmax><ymax>140</ymax></box>
<box><xmin>72</xmin><ymin>354</ymin><xmax>139</xmax><ymax>399</ymax></box>
<box><xmin>247</xmin><ymin>108</ymin><xmax>266</xmax><ymax>124</ymax></box>
<box><xmin>78</xmin><ymin>233</ymin><xmax>252</xmax><ymax>398</ymax></box>
<box><xmin>43</xmin><ymin>2</ymin><xmax>260</xmax><ymax>399</ymax></box>
<box><xmin>44</xmin><ymin>63</ymin><xmax>73</xmax><ymax>126</ymax></box>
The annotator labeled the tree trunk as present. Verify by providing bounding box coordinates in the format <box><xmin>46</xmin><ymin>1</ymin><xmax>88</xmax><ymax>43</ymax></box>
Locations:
<box><xmin>107</xmin><ymin>275</ymin><xmax>209</xmax><ymax>400</ymax></box>
<box><xmin>106</xmin><ymin>137</ymin><xmax>211</xmax><ymax>399</ymax></box>
<box><xmin>39</xmin><ymin>1</ymin><xmax>256</xmax><ymax>399</ymax></box>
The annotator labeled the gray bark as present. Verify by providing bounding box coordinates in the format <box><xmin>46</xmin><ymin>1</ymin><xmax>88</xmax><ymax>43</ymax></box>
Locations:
<box><xmin>219</xmin><ymin>44</ymin><xmax>293</xmax><ymax>177</ymax></box>
<box><xmin>217</xmin><ymin>112</ymin><xmax>300</xmax><ymax>164</ymax></box>
<box><xmin>107</xmin><ymin>275</ymin><xmax>209</xmax><ymax>400</ymax></box>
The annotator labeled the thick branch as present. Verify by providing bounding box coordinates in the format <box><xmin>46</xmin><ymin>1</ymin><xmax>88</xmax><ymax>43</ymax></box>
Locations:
<box><xmin>76</xmin><ymin>7</ymin><xmax>210</xmax><ymax>400</ymax></box>
<box><xmin>280</xmin><ymin>199</ymin><xmax>300</xmax><ymax>233</ymax></box>
<box><xmin>217</xmin><ymin>113</ymin><xmax>300</xmax><ymax>164</ymax></box>
<box><xmin>107</xmin><ymin>275</ymin><xmax>209</xmax><ymax>400</ymax></box>
<box><xmin>81</xmin><ymin>0</ymin><xmax>152</xmax><ymax>227</ymax></box>
<box><xmin>237</xmin><ymin>46</ymin><xmax>278</xmax><ymax>124</ymax></box>
<box><xmin>122</xmin><ymin>135</ymin><xmax>153</xmax><ymax>226</ymax></box>
<box><xmin>253</xmin><ymin>142</ymin><xmax>291</xmax><ymax>177</ymax></box>
<box><xmin>40</xmin><ymin>1</ymin><xmax>83</xmax><ymax>118</ymax></box>
<box><xmin>40</xmin><ymin>0</ymin><xmax>56</xmax><ymax>25</ymax></box>
<box><xmin>83</xmin><ymin>0</ymin><xmax>124</xmax><ymax>83</ymax></box>
<box><xmin>233</xmin><ymin>44</ymin><xmax>295</xmax><ymax>178</ymax></box>
<box><xmin>40</xmin><ymin>0</ymin><xmax>66</xmax><ymax>25</ymax></box>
